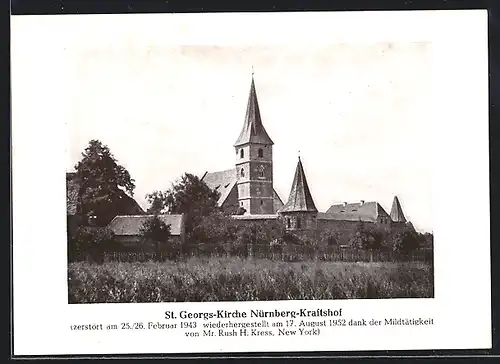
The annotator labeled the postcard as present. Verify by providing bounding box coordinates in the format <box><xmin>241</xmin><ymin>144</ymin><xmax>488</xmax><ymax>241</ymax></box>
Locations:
<box><xmin>11</xmin><ymin>9</ymin><xmax>490</xmax><ymax>356</ymax></box>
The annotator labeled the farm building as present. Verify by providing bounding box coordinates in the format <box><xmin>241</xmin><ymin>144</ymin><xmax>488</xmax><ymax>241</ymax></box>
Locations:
<box><xmin>107</xmin><ymin>214</ymin><xmax>186</xmax><ymax>246</ymax></box>
<box><xmin>66</xmin><ymin>171</ymin><xmax>145</xmax><ymax>234</ymax></box>
<box><xmin>202</xmin><ymin>75</ymin><xmax>415</xmax><ymax>234</ymax></box>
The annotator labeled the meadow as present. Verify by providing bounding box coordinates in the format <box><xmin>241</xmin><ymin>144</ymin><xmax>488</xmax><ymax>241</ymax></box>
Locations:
<box><xmin>68</xmin><ymin>257</ymin><xmax>434</xmax><ymax>303</ymax></box>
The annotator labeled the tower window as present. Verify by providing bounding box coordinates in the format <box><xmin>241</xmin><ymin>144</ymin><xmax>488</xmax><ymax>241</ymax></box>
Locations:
<box><xmin>240</xmin><ymin>168</ymin><xmax>245</xmax><ymax>177</ymax></box>
<box><xmin>258</xmin><ymin>165</ymin><xmax>265</xmax><ymax>178</ymax></box>
<box><xmin>260</xmin><ymin>200</ymin><xmax>263</xmax><ymax>205</ymax></box>
<box><xmin>287</xmin><ymin>218</ymin><xmax>291</xmax><ymax>228</ymax></box>
<box><xmin>258</xmin><ymin>148</ymin><xmax>263</xmax><ymax>158</ymax></box>
<box><xmin>240</xmin><ymin>149</ymin><xmax>244</xmax><ymax>158</ymax></box>
<box><xmin>296</xmin><ymin>217</ymin><xmax>301</xmax><ymax>229</ymax></box>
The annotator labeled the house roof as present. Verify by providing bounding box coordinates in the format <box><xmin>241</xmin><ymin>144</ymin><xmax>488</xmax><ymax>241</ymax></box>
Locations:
<box><xmin>66</xmin><ymin>172</ymin><xmax>145</xmax><ymax>216</ymax></box>
<box><xmin>107</xmin><ymin>214</ymin><xmax>185</xmax><ymax>236</ymax></box>
<box><xmin>390</xmin><ymin>196</ymin><xmax>407</xmax><ymax>222</ymax></box>
<box><xmin>278</xmin><ymin>157</ymin><xmax>318</xmax><ymax>213</ymax></box>
<box><xmin>321</xmin><ymin>201</ymin><xmax>390</xmax><ymax>222</ymax></box>
<box><xmin>201</xmin><ymin>168</ymin><xmax>283</xmax><ymax>210</ymax></box>
<box><xmin>234</xmin><ymin>77</ymin><xmax>274</xmax><ymax>147</ymax></box>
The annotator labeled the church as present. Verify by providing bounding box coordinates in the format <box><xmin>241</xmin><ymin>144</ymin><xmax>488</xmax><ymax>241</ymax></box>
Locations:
<box><xmin>201</xmin><ymin>76</ymin><xmax>414</xmax><ymax>233</ymax></box>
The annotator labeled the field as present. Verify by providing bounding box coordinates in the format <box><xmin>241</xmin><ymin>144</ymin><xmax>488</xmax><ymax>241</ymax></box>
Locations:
<box><xmin>68</xmin><ymin>257</ymin><xmax>433</xmax><ymax>303</ymax></box>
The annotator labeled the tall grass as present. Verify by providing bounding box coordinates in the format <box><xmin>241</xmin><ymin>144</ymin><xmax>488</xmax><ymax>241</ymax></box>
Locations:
<box><xmin>68</xmin><ymin>257</ymin><xmax>433</xmax><ymax>303</ymax></box>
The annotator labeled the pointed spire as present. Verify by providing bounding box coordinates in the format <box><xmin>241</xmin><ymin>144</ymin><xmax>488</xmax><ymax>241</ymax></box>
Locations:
<box><xmin>390</xmin><ymin>196</ymin><xmax>407</xmax><ymax>222</ymax></box>
<box><xmin>234</xmin><ymin>76</ymin><xmax>274</xmax><ymax>147</ymax></box>
<box><xmin>279</xmin><ymin>157</ymin><xmax>318</xmax><ymax>213</ymax></box>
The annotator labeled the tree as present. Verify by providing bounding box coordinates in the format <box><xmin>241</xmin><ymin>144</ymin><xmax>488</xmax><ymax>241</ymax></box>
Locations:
<box><xmin>349</xmin><ymin>225</ymin><xmax>382</xmax><ymax>251</ymax></box>
<box><xmin>145</xmin><ymin>173</ymin><xmax>221</xmax><ymax>241</ymax></box>
<box><xmin>75</xmin><ymin>140</ymin><xmax>136</xmax><ymax>226</ymax></box>
<box><xmin>146</xmin><ymin>191</ymin><xmax>167</xmax><ymax>214</ymax></box>
<box><xmin>391</xmin><ymin>230</ymin><xmax>421</xmax><ymax>254</ymax></box>
<box><xmin>139</xmin><ymin>216</ymin><xmax>172</xmax><ymax>259</ymax></box>
<box><xmin>319</xmin><ymin>229</ymin><xmax>341</xmax><ymax>247</ymax></box>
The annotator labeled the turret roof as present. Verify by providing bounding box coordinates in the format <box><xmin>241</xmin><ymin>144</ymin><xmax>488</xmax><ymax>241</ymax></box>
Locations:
<box><xmin>390</xmin><ymin>196</ymin><xmax>407</xmax><ymax>222</ymax></box>
<box><xmin>278</xmin><ymin>157</ymin><xmax>318</xmax><ymax>213</ymax></box>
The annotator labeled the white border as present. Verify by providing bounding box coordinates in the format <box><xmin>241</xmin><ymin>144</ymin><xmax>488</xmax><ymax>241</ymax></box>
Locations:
<box><xmin>12</xmin><ymin>10</ymin><xmax>490</xmax><ymax>355</ymax></box>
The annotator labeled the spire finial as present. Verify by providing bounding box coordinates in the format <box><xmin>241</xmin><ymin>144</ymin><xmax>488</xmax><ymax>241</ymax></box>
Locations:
<box><xmin>252</xmin><ymin>65</ymin><xmax>255</xmax><ymax>78</ymax></box>
<box><xmin>298</xmin><ymin>150</ymin><xmax>301</xmax><ymax>160</ymax></box>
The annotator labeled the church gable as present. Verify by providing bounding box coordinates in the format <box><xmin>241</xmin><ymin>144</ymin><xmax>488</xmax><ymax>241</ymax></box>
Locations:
<box><xmin>200</xmin><ymin>169</ymin><xmax>237</xmax><ymax>206</ymax></box>
<box><xmin>202</xmin><ymin>168</ymin><xmax>283</xmax><ymax>213</ymax></box>
<box><xmin>273</xmin><ymin>189</ymin><xmax>284</xmax><ymax>212</ymax></box>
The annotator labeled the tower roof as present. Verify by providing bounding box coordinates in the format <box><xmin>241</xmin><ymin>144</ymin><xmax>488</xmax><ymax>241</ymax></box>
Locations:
<box><xmin>390</xmin><ymin>196</ymin><xmax>407</xmax><ymax>222</ymax></box>
<box><xmin>234</xmin><ymin>77</ymin><xmax>274</xmax><ymax>147</ymax></box>
<box><xmin>279</xmin><ymin>157</ymin><xmax>318</xmax><ymax>213</ymax></box>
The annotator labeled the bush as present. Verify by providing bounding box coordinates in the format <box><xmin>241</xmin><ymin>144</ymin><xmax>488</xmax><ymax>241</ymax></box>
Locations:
<box><xmin>69</xmin><ymin>226</ymin><xmax>116</xmax><ymax>263</ymax></box>
<box><xmin>391</xmin><ymin>230</ymin><xmax>421</xmax><ymax>254</ymax></box>
<box><xmin>349</xmin><ymin>229</ymin><xmax>382</xmax><ymax>251</ymax></box>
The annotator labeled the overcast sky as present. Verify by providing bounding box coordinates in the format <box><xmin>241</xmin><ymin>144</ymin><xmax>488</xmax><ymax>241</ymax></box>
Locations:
<box><xmin>11</xmin><ymin>13</ymin><xmax>439</xmax><ymax>233</ymax></box>
<box><xmin>63</xmin><ymin>41</ymin><xmax>432</xmax><ymax>232</ymax></box>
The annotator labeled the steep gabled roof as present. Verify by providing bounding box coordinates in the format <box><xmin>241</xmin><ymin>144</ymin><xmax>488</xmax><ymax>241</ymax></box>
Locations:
<box><xmin>201</xmin><ymin>168</ymin><xmax>284</xmax><ymax>210</ymax></box>
<box><xmin>278</xmin><ymin>157</ymin><xmax>318</xmax><ymax>213</ymax></box>
<box><xmin>234</xmin><ymin>77</ymin><xmax>274</xmax><ymax>147</ymax></box>
<box><xmin>201</xmin><ymin>169</ymin><xmax>237</xmax><ymax>206</ymax></box>
<box><xmin>390</xmin><ymin>196</ymin><xmax>407</xmax><ymax>222</ymax></box>
<box><xmin>321</xmin><ymin>201</ymin><xmax>390</xmax><ymax>222</ymax></box>
<box><xmin>108</xmin><ymin>214</ymin><xmax>185</xmax><ymax>236</ymax></box>
<box><xmin>273</xmin><ymin>189</ymin><xmax>284</xmax><ymax>213</ymax></box>
<box><xmin>66</xmin><ymin>172</ymin><xmax>145</xmax><ymax>216</ymax></box>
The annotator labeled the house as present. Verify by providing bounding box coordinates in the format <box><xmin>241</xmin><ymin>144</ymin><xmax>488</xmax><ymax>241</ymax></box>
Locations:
<box><xmin>107</xmin><ymin>214</ymin><xmax>186</xmax><ymax>247</ymax></box>
<box><xmin>66</xmin><ymin>171</ymin><xmax>145</xmax><ymax>232</ymax></box>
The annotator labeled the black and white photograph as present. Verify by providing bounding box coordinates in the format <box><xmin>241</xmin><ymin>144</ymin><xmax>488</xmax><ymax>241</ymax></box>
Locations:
<box><xmin>12</xmin><ymin>10</ymin><xmax>491</xmax><ymax>356</ymax></box>
<box><xmin>65</xmin><ymin>33</ymin><xmax>434</xmax><ymax>304</ymax></box>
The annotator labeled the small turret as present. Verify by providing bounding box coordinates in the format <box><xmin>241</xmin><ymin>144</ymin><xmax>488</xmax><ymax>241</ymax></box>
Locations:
<box><xmin>278</xmin><ymin>156</ymin><xmax>318</xmax><ymax>230</ymax></box>
<box><xmin>390</xmin><ymin>195</ymin><xmax>407</xmax><ymax>223</ymax></box>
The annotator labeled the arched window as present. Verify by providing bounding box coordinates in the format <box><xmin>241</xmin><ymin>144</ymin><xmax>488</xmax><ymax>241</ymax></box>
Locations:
<box><xmin>240</xmin><ymin>168</ymin><xmax>245</xmax><ymax>177</ymax></box>
<box><xmin>240</xmin><ymin>149</ymin><xmax>244</xmax><ymax>158</ymax></box>
<box><xmin>258</xmin><ymin>148</ymin><xmax>263</xmax><ymax>158</ymax></box>
<box><xmin>287</xmin><ymin>218</ymin><xmax>291</xmax><ymax>228</ymax></box>
<box><xmin>258</xmin><ymin>165</ymin><xmax>265</xmax><ymax>178</ymax></box>
<box><xmin>296</xmin><ymin>217</ymin><xmax>301</xmax><ymax>229</ymax></box>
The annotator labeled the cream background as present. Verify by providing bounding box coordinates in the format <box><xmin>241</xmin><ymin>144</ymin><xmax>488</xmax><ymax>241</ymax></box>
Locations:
<box><xmin>12</xmin><ymin>10</ymin><xmax>490</xmax><ymax>355</ymax></box>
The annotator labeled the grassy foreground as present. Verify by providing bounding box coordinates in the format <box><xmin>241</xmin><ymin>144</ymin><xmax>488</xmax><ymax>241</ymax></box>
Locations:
<box><xmin>68</xmin><ymin>257</ymin><xmax>434</xmax><ymax>303</ymax></box>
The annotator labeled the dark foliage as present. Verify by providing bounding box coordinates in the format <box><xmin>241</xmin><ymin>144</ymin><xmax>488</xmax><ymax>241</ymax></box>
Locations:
<box><xmin>75</xmin><ymin>140</ymin><xmax>136</xmax><ymax>226</ymax></box>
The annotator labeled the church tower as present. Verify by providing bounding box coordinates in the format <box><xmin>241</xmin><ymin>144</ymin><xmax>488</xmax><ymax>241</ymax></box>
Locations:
<box><xmin>278</xmin><ymin>156</ymin><xmax>318</xmax><ymax>230</ymax></box>
<box><xmin>234</xmin><ymin>76</ymin><xmax>275</xmax><ymax>215</ymax></box>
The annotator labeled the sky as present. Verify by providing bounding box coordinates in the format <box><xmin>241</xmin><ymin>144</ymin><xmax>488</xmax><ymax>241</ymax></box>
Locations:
<box><xmin>11</xmin><ymin>13</ymin><xmax>440</xmax><ymax>233</ymax></box>
<box><xmin>64</xmin><ymin>41</ymin><xmax>433</xmax><ymax>232</ymax></box>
